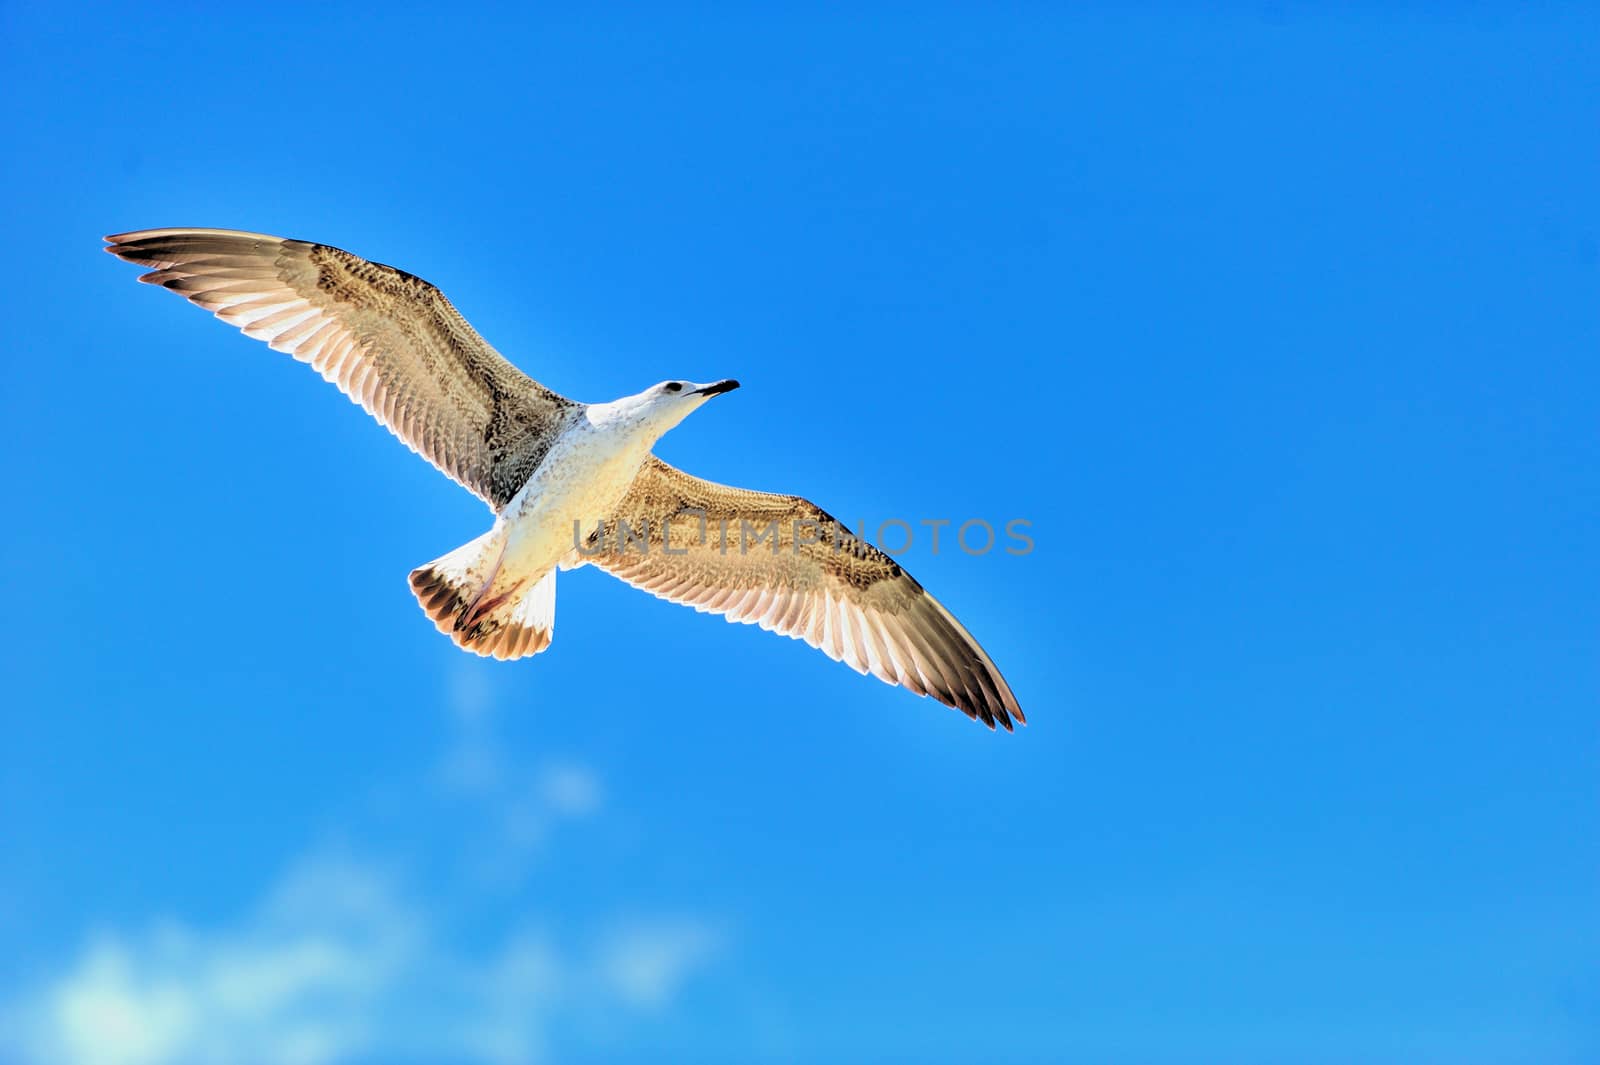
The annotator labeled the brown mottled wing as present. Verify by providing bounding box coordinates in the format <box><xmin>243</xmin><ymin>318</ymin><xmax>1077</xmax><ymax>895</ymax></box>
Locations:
<box><xmin>105</xmin><ymin>228</ymin><xmax>576</xmax><ymax>508</ymax></box>
<box><xmin>585</xmin><ymin>457</ymin><xmax>1024</xmax><ymax>730</ymax></box>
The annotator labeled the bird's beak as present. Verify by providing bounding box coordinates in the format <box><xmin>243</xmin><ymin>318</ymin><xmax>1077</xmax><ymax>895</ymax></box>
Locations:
<box><xmin>693</xmin><ymin>379</ymin><xmax>740</xmax><ymax>397</ymax></box>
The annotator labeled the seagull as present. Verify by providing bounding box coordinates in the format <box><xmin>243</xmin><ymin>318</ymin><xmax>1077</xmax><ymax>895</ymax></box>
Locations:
<box><xmin>105</xmin><ymin>229</ymin><xmax>1025</xmax><ymax>730</ymax></box>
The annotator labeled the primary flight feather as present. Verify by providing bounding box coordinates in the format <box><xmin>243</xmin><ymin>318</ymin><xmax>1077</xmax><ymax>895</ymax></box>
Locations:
<box><xmin>106</xmin><ymin>228</ymin><xmax>1024</xmax><ymax>730</ymax></box>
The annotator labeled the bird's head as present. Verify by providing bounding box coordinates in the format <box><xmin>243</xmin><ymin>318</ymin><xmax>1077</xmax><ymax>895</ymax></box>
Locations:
<box><xmin>588</xmin><ymin>378</ymin><xmax>741</xmax><ymax>440</ymax></box>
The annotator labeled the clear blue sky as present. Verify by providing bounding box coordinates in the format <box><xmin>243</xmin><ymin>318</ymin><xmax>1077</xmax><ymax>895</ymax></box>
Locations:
<box><xmin>1</xmin><ymin>5</ymin><xmax>1595</xmax><ymax>1064</ymax></box>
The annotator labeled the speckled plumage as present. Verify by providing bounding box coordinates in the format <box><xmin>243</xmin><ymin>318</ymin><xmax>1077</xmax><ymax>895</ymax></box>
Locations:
<box><xmin>591</xmin><ymin>458</ymin><xmax>1024</xmax><ymax>730</ymax></box>
<box><xmin>106</xmin><ymin>228</ymin><xmax>1023</xmax><ymax>730</ymax></box>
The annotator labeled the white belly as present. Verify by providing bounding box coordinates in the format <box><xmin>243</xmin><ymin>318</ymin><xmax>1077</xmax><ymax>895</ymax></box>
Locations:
<box><xmin>495</xmin><ymin>422</ymin><xmax>650</xmax><ymax>578</ymax></box>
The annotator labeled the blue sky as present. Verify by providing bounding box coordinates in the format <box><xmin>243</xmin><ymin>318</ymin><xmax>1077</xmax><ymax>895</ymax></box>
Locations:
<box><xmin>1</xmin><ymin>5</ymin><xmax>1595</xmax><ymax>1063</ymax></box>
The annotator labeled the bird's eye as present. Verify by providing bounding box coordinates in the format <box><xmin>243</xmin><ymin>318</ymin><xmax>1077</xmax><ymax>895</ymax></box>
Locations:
<box><xmin>664</xmin><ymin>382</ymin><xmax>683</xmax><ymax>393</ymax></box>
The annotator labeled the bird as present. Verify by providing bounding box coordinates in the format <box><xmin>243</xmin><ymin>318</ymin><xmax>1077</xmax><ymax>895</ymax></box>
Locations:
<box><xmin>105</xmin><ymin>228</ymin><xmax>1025</xmax><ymax>730</ymax></box>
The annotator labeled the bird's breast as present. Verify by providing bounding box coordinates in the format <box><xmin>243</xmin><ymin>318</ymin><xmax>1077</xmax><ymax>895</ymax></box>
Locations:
<box><xmin>498</xmin><ymin>426</ymin><xmax>652</xmax><ymax>573</ymax></box>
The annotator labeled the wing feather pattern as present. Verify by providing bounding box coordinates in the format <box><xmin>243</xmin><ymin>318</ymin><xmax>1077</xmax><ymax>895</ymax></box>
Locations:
<box><xmin>105</xmin><ymin>228</ymin><xmax>576</xmax><ymax>508</ymax></box>
<box><xmin>585</xmin><ymin>457</ymin><xmax>1024</xmax><ymax>730</ymax></box>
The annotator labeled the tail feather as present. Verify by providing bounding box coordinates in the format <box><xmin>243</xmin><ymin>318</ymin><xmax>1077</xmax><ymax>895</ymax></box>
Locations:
<box><xmin>408</xmin><ymin>532</ymin><xmax>556</xmax><ymax>661</ymax></box>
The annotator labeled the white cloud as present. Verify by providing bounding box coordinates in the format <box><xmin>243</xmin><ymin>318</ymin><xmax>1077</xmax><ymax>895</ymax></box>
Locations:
<box><xmin>538</xmin><ymin>764</ymin><xmax>602</xmax><ymax>818</ymax></box>
<box><xmin>2</xmin><ymin>852</ymin><xmax>719</xmax><ymax>1065</ymax></box>
<box><xmin>598</xmin><ymin>921</ymin><xmax>722</xmax><ymax>1011</ymax></box>
<box><xmin>458</xmin><ymin>932</ymin><xmax>561</xmax><ymax>1065</ymax></box>
<box><xmin>2</xmin><ymin>665</ymin><xmax>717</xmax><ymax>1065</ymax></box>
<box><xmin>44</xmin><ymin>941</ymin><xmax>192</xmax><ymax>1065</ymax></box>
<box><xmin>436</xmin><ymin>662</ymin><xmax>506</xmax><ymax>797</ymax></box>
<box><xmin>7</xmin><ymin>855</ymin><xmax>415</xmax><ymax>1065</ymax></box>
<box><xmin>433</xmin><ymin>665</ymin><xmax>605</xmax><ymax>869</ymax></box>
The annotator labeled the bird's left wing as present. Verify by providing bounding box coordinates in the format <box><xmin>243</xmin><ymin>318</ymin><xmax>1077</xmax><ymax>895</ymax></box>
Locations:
<box><xmin>581</xmin><ymin>456</ymin><xmax>1024</xmax><ymax>730</ymax></box>
<box><xmin>105</xmin><ymin>228</ymin><xmax>577</xmax><ymax>508</ymax></box>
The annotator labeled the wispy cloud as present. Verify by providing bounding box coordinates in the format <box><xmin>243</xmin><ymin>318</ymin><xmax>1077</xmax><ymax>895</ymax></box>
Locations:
<box><xmin>598</xmin><ymin>921</ymin><xmax>722</xmax><ymax>1011</ymax></box>
<box><xmin>13</xmin><ymin>855</ymin><xmax>411</xmax><ymax>1065</ymax></box>
<box><xmin>2</xmin><ymin>664</ymin><xmax>719</xmax><ymax>1065</ymax></box>
<box><xmin>537</xmin><ymin>763</ymin><xmax>603</xmax><ymax>819</ymax></box>
<box><xmin>432</xmin><ymin>662</ymin><xmax>608</xmax><ymax>874</ymax></box>
<box><xmin>4</xmin><ymin>852</ymin><xmax>718</xmax><ymax>1065</ymax></box>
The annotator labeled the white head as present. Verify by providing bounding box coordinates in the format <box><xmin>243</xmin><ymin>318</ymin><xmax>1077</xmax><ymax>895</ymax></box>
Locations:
<box><xmin>586</xmin><ymin>378</ymin><xmax>741</xmax><ymax>441</ymax></box>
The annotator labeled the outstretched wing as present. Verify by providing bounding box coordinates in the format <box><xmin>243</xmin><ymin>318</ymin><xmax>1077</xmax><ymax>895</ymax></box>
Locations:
<box><xmin>106</xmin><ymin>228</ymin><xmax>577</xmax><ymax>508</ymax></box>
<box><xmin>582</xmin><ymin>457</ymin><xmax>1024</xmax><ymax>730</ymax></box>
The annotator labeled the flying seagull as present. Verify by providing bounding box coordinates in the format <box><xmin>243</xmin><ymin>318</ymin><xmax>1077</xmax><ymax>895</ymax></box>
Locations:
<box><xmin>105</xmin><ymin>229</ymin><xmax>1024</xmax><ymax>730</ymax></box>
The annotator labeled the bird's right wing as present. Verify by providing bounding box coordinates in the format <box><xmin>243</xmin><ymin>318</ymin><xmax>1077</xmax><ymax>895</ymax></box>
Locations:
<box><xmin>106</xmin><ymin>228</ymin><xmax>577</xmax><ymax>508</ymax></box>
<box><xmin>582</xmin><ymin>456</ymin><xmax>1024</xmax><ymax>730</ymax></box>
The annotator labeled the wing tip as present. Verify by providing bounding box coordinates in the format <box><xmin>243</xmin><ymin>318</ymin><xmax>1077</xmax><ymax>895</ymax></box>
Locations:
<box><xmin>928</xmin><ymin>684</ymin><xmax>1023</xmax><ymax>732</ymax></box>
<box><xmin>981</xmin><ymin>702</ymin><xmax>1024</xmax><ymax>733</ymax></box>
<box><xmin>103</xmin><ymin>231</ymin><xmax>168</xmax><ymax>268</ymax></box>
<box><xmin>103</xmin><ymin>234</ymin><xmax>134</xmax><ymax>260</ymax></box>
<box><xmin>103</xmin><ymin>228</ymin><xmax>293</xmax><ymax>267</ymax></box>
<box><xmin>104</xmin><ymin>228</ymin><xmax>174</xmax><ymax>250</ymax></box>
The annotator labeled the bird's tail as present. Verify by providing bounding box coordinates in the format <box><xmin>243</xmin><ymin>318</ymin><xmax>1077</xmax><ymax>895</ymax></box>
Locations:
<box><xmin>408</xmin><ymin>531</ymin><xmax>556</xmax><ymax>661</ymax></box>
